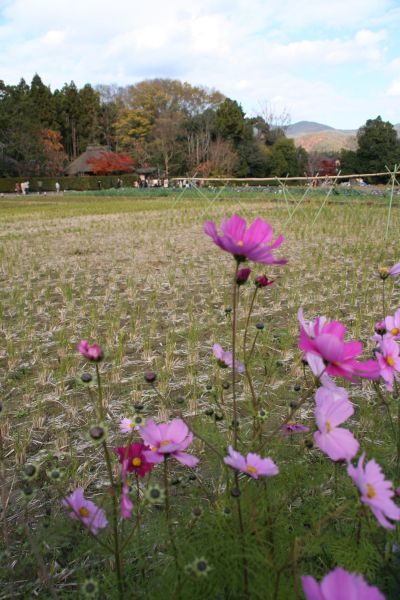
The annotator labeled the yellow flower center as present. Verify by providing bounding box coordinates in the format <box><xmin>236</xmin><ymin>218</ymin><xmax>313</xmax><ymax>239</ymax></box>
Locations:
<box><xmin>129</xmin><ymin>423</ymin><xmax>135</xmax><ymax>429</ymax></box>
<box><xmin>380</xmin><ymin>266</ymin><xmax>389</xmax><ymax>275</ymax></box>
<box><xmin>160</xmin><ymin>440</ymin><xmax>172</xmax><ymax>447</ymax></box>
<box><xmin>326</xmin><ymin>420</ymin><xmax>332</xmax><ymax>433</ymax></box>
<box><xmin>132</xmin><ymin>457</ymin><xmax>142</xmax><ymax>467</ymax></box>
<box><xmin>367</xmin><ymin>483</ymin><xmax>376</xmax><ymax>499</ymax></box>
<box><xmin>391</xmin><ymin>328</ymin><xmax>399</xmax><ymax>335</ymax></box>
<box><xmin>79</xmin><ymin>507</ymin><xmax>90</xmax><ymax>518</ymax></box>
<box><xmin>246</xmin><ymin>465</ymin><xmax>257</xmax><ymax>474</ymax></box>
<box><xmin>287</xmin><ymin>421</ymin><xmax>296</xmax><ymax>425</ymax></box>
<box><xmin>237</xmin><ymin>240</ymin><xmax>244</xmax><ymax>247</ymax></box>
<box><xmin>387</xmin><ymin>356</ymin><xmax>395</xmax><ymax>367</ymax></box>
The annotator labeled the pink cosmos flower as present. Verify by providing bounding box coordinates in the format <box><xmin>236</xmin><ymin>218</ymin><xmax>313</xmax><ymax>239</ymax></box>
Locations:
<box><xmin>314</xmin><ymin>390</ymin><xmax>359</xmax><ymax>462</ymax></box>
<box><xmin>204</xmin><ymin>214</ymin><xmax>287</xmax><ymax>265</ymax></box>
<box><xmin>213</xmin><ymin>343</ymin><xmax>245</xmax><ymax>374</ymax></box>
<box><xmin>385</xmin><ymin>309</ymin><xmax>400</xmax><ymax>339</ymax></box>
<box><xmin>282</xmin><ymin>422</ymin><xmax>310</xmax><ymax>436</ymax></box>
<box><xmin>298</xmin><ymin>309</ymin><xmax>380</xmax><ymax>381</ymax></box>
<box><xmin>120</xmin><ymin>418</ymin><xmax>135</xmax><ymax>433</ymax></box>
<box><xmin>347</xmin><ymin>453</ymin><xmax>400</xmax><ymax>529</ymax></box>
<box><xmin>120</xmin><ymin>483</ymin><xmax>134</xmax><ymax>519</ymax></box>
<box><xmin>139</xmin><ymin>418</ymin><xmax>199</xmax><ymax>467</ymax></box>
<box><xmin>223</xmin><ymin>446</ymin><xmax>279</xmax><ymax>479</ymax></box>
<box><xmin>389</xmin><ymin>262</ymin><xmax>400</xmax><ymax>277</ymax></box>
<box><xmin>376</xmin><ymin>335</ymin><xmax>400</xmax><ymax>391</ymax></box>
<box><xmin>114</xmin><ymin>443</ymin><xmax>153</xmax><ymax>478</ymax></box>
<box><xmin>302</xmin><ymin>567</ymin><xmax>385</xmax><ymax>600</ymax></box>
<box><xmin>62</xmin><ymin>488</ymin><xmax>108</xmax><ymax>535</ymax></box>
<box><xmin>78</xmin><ymin>340</ymin><xmax>104</xmax><ymax>362</ymax></box>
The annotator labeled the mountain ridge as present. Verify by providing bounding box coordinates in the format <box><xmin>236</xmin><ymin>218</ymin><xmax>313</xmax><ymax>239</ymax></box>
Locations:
<box><xmin>285</xmin><ymin>121</ymin><xmax>400</xmax><ymax>153</ymax></box>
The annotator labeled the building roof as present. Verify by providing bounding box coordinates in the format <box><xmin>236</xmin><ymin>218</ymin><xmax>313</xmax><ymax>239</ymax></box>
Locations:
<box><xmin>64</xmin><ymin>145</ymin><xmax>111</xmax><ymax>175</ymax></box>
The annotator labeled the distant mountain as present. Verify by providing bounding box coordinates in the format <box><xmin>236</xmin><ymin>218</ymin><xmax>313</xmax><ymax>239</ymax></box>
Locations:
<box><xmin>286</xmin><ymin>121</ymin><xmax>336</xmax><ymax>137</ymax></box>
<box><xmin>284</xmin><ymin>120</ymin><xmax>400</xmax><ymax>153</ymax></box>
<box><xmin>286</xmin><ymin>121</ymin><xmax>357</xmax><ymax>152</ymax></box>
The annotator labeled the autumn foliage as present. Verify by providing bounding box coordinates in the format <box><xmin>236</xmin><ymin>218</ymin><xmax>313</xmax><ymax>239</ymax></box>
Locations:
<box><xmin>88</xmin><ymin>152</ymin><xmax>135</xmax><ymax>175</ymax></box>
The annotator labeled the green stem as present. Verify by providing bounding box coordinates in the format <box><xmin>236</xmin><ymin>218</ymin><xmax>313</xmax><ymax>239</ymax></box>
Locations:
<box><xmin>163</xmin><ymin>458</ymin><xmax>181</xmax><ymax>596</ymax></box>
<box><xmin>102</xmin><ymin>441</ymin><xmax>124</xmax><ymax>599</ymax></box>
<box><xmin>382</xmin><ymin>279</ymin><xmax>386</xmax><ymax>319</ymax></box>
<box><xmin>24</xmin><ymin>507</ymin><xmax>59</xmax><ymax>600</ymax></box>
<box><xmin>234</xmin><ymin>472</ymin><xmax>249</xmax><ymax>597</ymax></box>
<box><xmin>95</xmin><ymin>363</ymin><xmax>105</xmax><ymax>421</ymax></box>
<box><xmin>232</xmin><ymin>263</ymin><xmax>239</xmax><ymax>447</ymax></box>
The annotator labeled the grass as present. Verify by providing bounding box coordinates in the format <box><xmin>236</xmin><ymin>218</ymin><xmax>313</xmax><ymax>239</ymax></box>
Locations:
<box><xmin>1</xmin><ymin>192</ymin><xmax>400</xmax><ymax>599</ymax></box>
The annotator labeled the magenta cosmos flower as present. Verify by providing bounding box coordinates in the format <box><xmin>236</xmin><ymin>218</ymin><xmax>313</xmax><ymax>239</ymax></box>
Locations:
<box><xmin>224</xmin><ymin>446</ymin><xmax>279</xmax><ymax>479</ymax></box>
<box><xmin>376</xmin><ymin>335</ymin><xmax>400</xmax><ymax>391</ymax></box>
<box><xmin>62</xmin><ymin>488</ymin><xmax>108</xmax><ymax>535</ymax></box>
<box><xmin>139</xmin><ymin>418</ymin><xmax>199</xmax><ymax>467</ymax></box>
<box><xmin>302</xmin><ymin>567</ymin><xmax>385</xmax><ymax>600</ymax></box>
<box><xmin>204</xmin><ymin>214</ymin><xmax>287</xmax><ymax>265</ymax></box>
<box><xmin>298</xmin><ymin>309</ymin><xmax>379</xmax><ymax>381</ymax></box>
<box><xmin>314</xmin><ymin>389</ymin><xmax>359</xmax><ymax>462</ymax></box>
<box><xmin>347</xmin><ymin>453</ymin><xmax>400</xmax><ymax>530</ymax></box>
<box><xmin>78</xmin><ymin>340</ymin><xmax>104</xmax><ymax>362</ymax></box>
<box><xmin>213</xmin><ymin>343</ymin><xmax>245</xmax><ymax>373</ymax></box>
<box><xmin>114</xmin><ymin>443</ymin><xmax>153</xmax><ymax>478</ymax></box>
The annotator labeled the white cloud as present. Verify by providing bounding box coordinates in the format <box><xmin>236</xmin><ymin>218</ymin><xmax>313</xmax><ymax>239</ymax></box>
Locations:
<box><xmin>41</xmin><ymin>29</ymin><xmax>66</xmax><ymax>44</ymax></box>
<box><xmin>0</xmin><ymin>0</ymin><xmax>398</xmax><ymax>127</ymax></box>
<box><xmin>386</xmin><ymin>79</ymin><xmax>400</xmax><ymax>96</ymax></box>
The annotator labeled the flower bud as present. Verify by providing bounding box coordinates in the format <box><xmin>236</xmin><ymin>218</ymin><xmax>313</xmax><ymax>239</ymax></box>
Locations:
<box><xmin>144</xmin><ymin>371</ymin><xmax>157</xmax><ymax>384</ymax></box>
<box><xmin>255</xmin><ymin>275</ymin><xmax>274</xmax><ymax>287</ymax></box>
<box><xmin>236</xmin><ymin>267</ymin><xmax>251</xmax><ymax>285</ymax></box>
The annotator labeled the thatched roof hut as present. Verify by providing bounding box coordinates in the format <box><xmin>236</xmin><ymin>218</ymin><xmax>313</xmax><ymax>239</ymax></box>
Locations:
<box><xmin>64</xmin><ymin>145</ymin><xmax>111</xmax><ymax>175</ymax></box>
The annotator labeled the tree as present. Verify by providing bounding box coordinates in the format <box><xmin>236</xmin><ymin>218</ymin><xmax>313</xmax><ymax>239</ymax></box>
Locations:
<box><xmin>356</xmin><ymin>116</ymin><xmax>400</xmax><ymax>175</ymax></box>
<box><xmin>151</xmin><ymin>111</ymin><xmax>184</xmax><ymax>176</ymax></box>
<box><xmin>214</xmin><ymin>98</ymin><xmax>245</xmax><ymax>145</ymax></box>
<box><xmin>87</xmin><ymin>151</ymin><xmax>135</xmax><ymax>174</ymax></box>
<box><xmin>269</xmin><ymin>137</ymin><xmax>302</xmax><ymax>177</ymax></box>
<box><xmin>35</xmin><ymin>129</ymin><xmax>67</xmax><ymax>175</ymax></box>
<box><xmin>339</xmin><ymin>149</ymin><xmax>359</xmax><ymax>175</ymax></box>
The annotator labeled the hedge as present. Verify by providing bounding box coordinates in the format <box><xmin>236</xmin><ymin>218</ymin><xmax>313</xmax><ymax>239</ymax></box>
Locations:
<box><xmin>0</xmin><ymin>174</ymin><xmax>140</xmax><ymax>194</ymax></box>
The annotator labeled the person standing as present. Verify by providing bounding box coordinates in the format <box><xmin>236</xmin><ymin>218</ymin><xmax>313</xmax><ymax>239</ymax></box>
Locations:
<box><xmin>55</xmin><ymin>181</ymin><xmax>60</xmax><ymax>194</ymax></box>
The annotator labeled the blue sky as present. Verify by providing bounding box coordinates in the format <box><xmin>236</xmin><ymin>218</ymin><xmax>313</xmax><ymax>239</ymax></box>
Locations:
<box><xmin>1</xmin><ymin>0</ymin><xmax>400</xmax><ymax>128</ymax></box>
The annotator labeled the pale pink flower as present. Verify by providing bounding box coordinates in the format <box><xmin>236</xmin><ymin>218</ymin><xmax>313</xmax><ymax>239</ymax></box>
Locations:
<box><xmin>120</xmin><ymin>418</ymin><xmax>135</xmax><ymax>433</ymax></box>
<box><xmin>224</xmin><ymin>446</ymin><xmax>279</xmax><ymax>479</ymax></box>
<box><xmin>385</xmin><ymin>309</ymin><xmax>400</xmax><ymax>339</ymax></box>
<box><xmin>213</xmin><ymin>343</ymin><xmax>244</xmax><ymax>374</ymax></box>
<box><xmin>314</xmin><ymin>391</ymin><xmax>359</xmax><ymax>462</ymax></box>
<box><xmin>204</xmin><ymin>214</ymin><xmax>287</xmax><ymax>265</ymax></box>
<box><xmin>120</xmin><ymin>483</ymin><xmax>134</xmax><ymax>519</ymax></box>
<box><xmin>348</xmin><ymin>453</ymin><xmax>400</xmax><ymax>529</ymax></box>
<box><xmin>299</xmin><ymin>309</ymin><xmax>380</xmax><ymax>381</ymax></box>
<box><xmin>139</xmin><ymin>418</ymin><xmax>199</xmax><ymax>467</ymax></box>
<box><xmin>376</xmin><ymin>335</ymin><xmax>400</xmax><ymax>391</ymax></box>
<box><xmin>78</xmin><ymin>340</ymin><xmax>103</xmax><ymax>362</ymax></box>
<box><xmin>389</xmin><ymin>262</ymin><xmax>400</xmax><ymax>277</ymax></box>
<box><xmin>302</xmin><ymin>567</ymin><xmax>385</xmax><ymax>600</ymax></box>
<box><xmin>62</xmin><ymin>488</ymin><xmax>108</xmax><ymax>535</ymax></box>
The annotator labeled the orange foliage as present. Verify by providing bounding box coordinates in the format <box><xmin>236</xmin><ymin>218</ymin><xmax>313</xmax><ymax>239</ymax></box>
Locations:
<box><xmin>88</xmin><ymin>152</ymin><xmax>135</xmax><ymax>174</ymax></box>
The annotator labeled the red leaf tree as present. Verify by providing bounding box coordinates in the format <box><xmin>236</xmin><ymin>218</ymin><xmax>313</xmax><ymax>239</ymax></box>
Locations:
<box><xmin>88</xmin><ymin>152</ymin><xmax>135</xmax><ymax>175</ymax></box>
